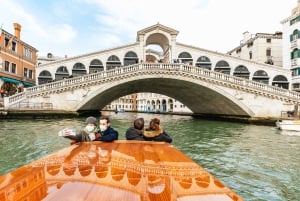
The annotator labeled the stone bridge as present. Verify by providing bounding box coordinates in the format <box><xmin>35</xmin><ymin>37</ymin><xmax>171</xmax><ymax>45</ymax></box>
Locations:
<box><xmin>4</xmin><ymin>63</ymin><xmax>300</xmax><ymax>121</ymax></box>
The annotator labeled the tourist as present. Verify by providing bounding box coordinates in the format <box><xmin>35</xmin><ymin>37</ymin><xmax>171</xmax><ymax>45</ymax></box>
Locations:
<box><xmin>125</xmin><ymin>117</ymin><xmax>145</xmax><ymax>140</ymax></box>
<box><xmin>143</xmin><ymin>117</ymin><xmax>172</xmax><ymax>143</ymax></box>
<box><xmin>59</xmin><ymin>116</ymin><xmax>99</xmax><ymax>144</ymax></box>
<box><xmin>95</xmin><ymin>115</ymin><xmax>119</xmax><ymax>142</ymax></box>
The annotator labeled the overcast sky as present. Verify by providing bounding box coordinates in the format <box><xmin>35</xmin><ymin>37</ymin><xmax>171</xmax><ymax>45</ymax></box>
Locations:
<box><xmin>0</xmin><ymin>0</ymin><xmax>296</xmax><ymax>57</ymax></box>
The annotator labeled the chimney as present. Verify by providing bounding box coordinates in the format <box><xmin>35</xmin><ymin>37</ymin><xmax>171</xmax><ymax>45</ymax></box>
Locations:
<box><xmin>13</xmin><ymin>23</ymin><xmax>21</xmax><ymax>40</ymax></box>
<box><xmin>242</xmin><ymin>31</ymin><xmax>250</xmax><ymax>43</ymax></box>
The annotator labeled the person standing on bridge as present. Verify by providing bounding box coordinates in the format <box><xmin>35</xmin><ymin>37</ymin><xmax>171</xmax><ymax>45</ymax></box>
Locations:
<box><xmin>143</xmin><ymin>117</ymin><xmax>172</xmax><ymax>143</ymax></box>
<box><xmin>95</xmin><ymin>115</ymin><xmax>119</xmax><ymax>142</ymax></box>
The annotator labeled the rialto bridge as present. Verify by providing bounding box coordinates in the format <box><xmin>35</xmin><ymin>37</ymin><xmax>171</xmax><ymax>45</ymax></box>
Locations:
<box><xmin>4</xmin><ymin>63</ymin><xmax>300</xmax><ymax>121</ymax></box>
<box><xmin>3</xmin><ymin>23</ymin><xmax>300</xmax><ymax>121</ymax></box>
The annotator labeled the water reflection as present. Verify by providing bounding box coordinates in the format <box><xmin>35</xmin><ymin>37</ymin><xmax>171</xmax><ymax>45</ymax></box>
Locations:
<box><xmin>0</xmin><ymin>142</ymin><xmax>243</xmax><ymax>201</ymax></box>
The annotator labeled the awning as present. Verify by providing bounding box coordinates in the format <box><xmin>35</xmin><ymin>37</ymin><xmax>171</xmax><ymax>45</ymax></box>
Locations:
<box><xmin>22</xmin><ymin>81</ymin><xmax>35</xmax><ymax>87</ymax></box>
<box><xmin>1</xmin><ymin>76</ymin><xmax>22</xmax><ymax>85</ymax></box>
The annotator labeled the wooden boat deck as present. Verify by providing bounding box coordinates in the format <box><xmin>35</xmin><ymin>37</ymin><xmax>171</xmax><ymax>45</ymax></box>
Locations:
<box><xmin>0</xmin><ymin>141</ymin><xmax>244</xmax><ymax>201</ymax></box>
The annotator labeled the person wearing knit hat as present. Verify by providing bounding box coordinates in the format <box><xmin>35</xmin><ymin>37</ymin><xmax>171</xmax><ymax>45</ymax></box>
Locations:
<box><xmin>59</xmin><ymin>116</ymin><xmax>99</xmax><ymax>144</ymax></box>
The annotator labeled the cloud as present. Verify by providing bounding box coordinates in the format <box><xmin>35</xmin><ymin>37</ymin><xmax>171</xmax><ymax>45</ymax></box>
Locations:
<box><xmin>0</xmin><ymin>0</ymin><xmax>297</xmax><ymax>57</ymax></box>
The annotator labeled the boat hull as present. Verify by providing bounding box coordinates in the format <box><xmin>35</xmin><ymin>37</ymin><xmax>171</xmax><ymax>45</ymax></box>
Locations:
<box><xmin>276</xmin><ymin>120</ymin><xmax>300</xmax><ymax>131</ymax></box>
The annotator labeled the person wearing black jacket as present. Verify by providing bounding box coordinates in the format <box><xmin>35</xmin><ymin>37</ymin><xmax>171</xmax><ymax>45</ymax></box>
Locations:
<box><xmin>95</xmin><ymin>115</ymin><xmax>119</xmax><ymax>142</ymax></box>
<box><xmin>126</xmin><ymin>117</ymin><xmax>145</xmax><ymax>140</ymax></box>
<box><xmin>143</xmin><ymin>117</ymin><xmax>172</xmax><ymax>143</ymax></box>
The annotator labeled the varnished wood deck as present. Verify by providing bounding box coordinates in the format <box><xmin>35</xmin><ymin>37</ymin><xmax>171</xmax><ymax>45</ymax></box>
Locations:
<box><xmin>0</xmin><ymin>141</ymin><xmax>244</xmax><ymax>201</ymax></box>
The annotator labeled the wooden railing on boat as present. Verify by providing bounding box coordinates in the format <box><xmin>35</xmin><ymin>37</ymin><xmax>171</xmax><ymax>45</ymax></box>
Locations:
<box><xmin>0</xmin><ymin>141</ymin><xmax>244</xmax><ymax>201</ymax></box>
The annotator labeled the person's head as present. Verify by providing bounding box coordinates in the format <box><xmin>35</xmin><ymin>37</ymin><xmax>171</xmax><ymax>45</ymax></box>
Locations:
<box><xmin>149</xmin><ymin>118</ymin><xmax>160</xmax><ymax>130</ymax></box>
<box><xmin>134</xmin><ymin>118</ymin><xmax>144</xmax><ymax>130</ymax></box>
<box><xmin>85</xmin><ymin>116</ymin><xmax>97</xmax><ymax>132</ymax></box>
<box><xmin>99</xmin><ymin>115</ymin><xmax>111</xmax><ymax>132</ymax></box>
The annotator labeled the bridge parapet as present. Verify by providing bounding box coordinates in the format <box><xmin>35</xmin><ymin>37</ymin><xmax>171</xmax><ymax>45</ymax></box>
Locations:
<box><xmin>4</xmin><ymin>63</ymin><xmax>300</xmax><ymax>109</ymax></box>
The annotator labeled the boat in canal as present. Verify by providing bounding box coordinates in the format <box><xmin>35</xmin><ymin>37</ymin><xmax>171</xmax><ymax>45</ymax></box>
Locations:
<box><xmin>276</xmin><ymin>119</ymin><xmax>300</xmax><ymax>131</ymax></box>
<box><xmin>0</xmin><ymin>141</ymin><xmax>244</xmax><ymax>201</ymax></box>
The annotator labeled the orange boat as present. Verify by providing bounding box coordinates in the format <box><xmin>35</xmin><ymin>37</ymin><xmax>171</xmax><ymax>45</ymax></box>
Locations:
<box><xmin>0</xmin><ymin>141</ymin><xmax>244</xmax><ymax>201</ymax></box>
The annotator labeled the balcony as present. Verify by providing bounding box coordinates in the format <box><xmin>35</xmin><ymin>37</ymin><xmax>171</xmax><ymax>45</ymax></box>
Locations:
<box><xmin>291</xmin><ymin>39</ymin><xmax>300</xmax><ymax>49</ymax></box>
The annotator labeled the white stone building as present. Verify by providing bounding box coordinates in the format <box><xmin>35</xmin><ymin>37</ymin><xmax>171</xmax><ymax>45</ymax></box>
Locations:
<box><xmin>227</xmin><ymin>31</ymin><xmax>283</xmax><ymax>67</ymax></box>
<box><xmin>281</xmin><ymin>0</ymin><xmax>300</xmax><ymax>91</ymax></box>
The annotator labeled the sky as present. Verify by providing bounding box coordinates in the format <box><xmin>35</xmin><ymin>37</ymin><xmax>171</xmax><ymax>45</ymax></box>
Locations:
<box><xmin>0</xmin><ymin>0</ymin><xmax>297</xmax><ymax>58</ymax></box>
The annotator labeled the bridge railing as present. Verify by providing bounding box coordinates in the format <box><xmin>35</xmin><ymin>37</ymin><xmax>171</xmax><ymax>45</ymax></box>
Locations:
<box><xmin>5</xmin><ymin>63</ymin><xmax>300</xmax><ymax>108</ymax></box>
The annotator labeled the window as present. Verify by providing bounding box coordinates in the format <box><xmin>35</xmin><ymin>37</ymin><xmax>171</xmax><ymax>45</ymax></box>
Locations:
<box><xmin>24</xmin><ymin>68</ymin><xmax>28</xmax><ymax>77</ymax></box>
<box><xmin>266</xmin><ymin>48</ymin><xmax>271</xmax><ymax>56</ymax></box>
<box><xmin>4</xmin><ymin>38</ymin><xmax>9</xmax><ymax>47</ymax></box>
<box><xmin>29</xmin><ymin>70</ymin><xmax>33</xmax><ymax>79</ymax></box>
<box><xmin>11</xmin><ymin>63</ymin><xmax>16</xmax><ymax>73</ymax></box>
<box><xmin>12</xmin><ymin>41</ymin><xmax>16</xmax><ymax>51</ymax></box>
<box><xmin>23</xmin><ymin>47</ymin><xmax>33</xmax><ymax>60</ymax></box>
<box><xmin>4</xmin><ymin>61</ymin><xmax>9</xmax><ymax>71</ymax></box>
<box><xmin>249</xmin><ymin>51</ymin><xmax>252</xmax><ymax>59</ymax></box>
<box><xmin>266</xmin><ymin>38</ymin><xmax>271</xmax><ymax>43</ymax></box>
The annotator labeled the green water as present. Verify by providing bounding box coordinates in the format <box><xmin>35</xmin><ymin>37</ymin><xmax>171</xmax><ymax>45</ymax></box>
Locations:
<box><xmin>0</xmin><ymin>112</ymin><xmax>299</xmax><ymax>201</ymax></box>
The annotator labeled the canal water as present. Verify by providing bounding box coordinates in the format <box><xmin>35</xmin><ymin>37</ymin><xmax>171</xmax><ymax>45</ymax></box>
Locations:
<box><xmin>0</xmin><ymin>112</ymin><xmax>299</xmax><ymax>201</ymax></box>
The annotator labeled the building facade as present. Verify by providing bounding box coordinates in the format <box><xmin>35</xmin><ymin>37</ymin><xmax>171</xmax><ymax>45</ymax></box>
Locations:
<box><xmin>0</xmin><ymin>23</ymin><xmax>37</xmax><ymax>96</ymax></box>
<box><xmin>227</xmin><ymin>31</ymin><xmax>283</xmax><ymax>67</ymax></box>
<box><xmin>281</xmin><ymin>0</ymin><xmax>300</xmax><ymax>91</ymax></box>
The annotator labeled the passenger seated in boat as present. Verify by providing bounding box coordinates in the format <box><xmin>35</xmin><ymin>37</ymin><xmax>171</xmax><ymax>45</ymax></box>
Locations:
<box><xmin>143</xmin><ymin>118</ymin><xmax>172</xmax><ymax>143</ymax></box>
<box><xmin>287</xmin><ymin>110</ymin><xmax>295</xmax><ymax>117</ymax></box>
<box><xmin>60</xmin><ymin>116</ymin><xmax>99</xmax><ymax>144</ymax></box>
<box><xmin>95</xmin><ymin>115</ymin><xmax>119</xmax><ymax>142</ymax></box>
<box><xmin>125</xmin><ymin>117</ymin><xmax>145</xmax><ymax>140</ymax></box>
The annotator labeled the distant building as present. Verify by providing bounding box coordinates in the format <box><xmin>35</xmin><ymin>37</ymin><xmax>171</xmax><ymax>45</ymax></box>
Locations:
<box><xmin>0</xmin><ymin>23</ymin><xmax>37</xmax><ymax>96</ymax></box>
<box><xmin>227</xmin><ymin>31</ymin><xmax>283</xmax><ymax>67</ymax></box>
<box><xmin>281</xmin><ymin>0</ymin><xmax>300</xmax><ymax>91</ymax></box>
<box><xmin>103</xmin><ymin>93</ymin><xmax>192</xmax><ymax>114</ymax></box>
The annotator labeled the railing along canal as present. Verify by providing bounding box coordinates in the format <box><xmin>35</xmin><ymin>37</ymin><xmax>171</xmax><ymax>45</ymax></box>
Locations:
<box><xmin>5</xmin><ymin>63</ymin><xmax>300</xmax><ymax>108</ymax></box>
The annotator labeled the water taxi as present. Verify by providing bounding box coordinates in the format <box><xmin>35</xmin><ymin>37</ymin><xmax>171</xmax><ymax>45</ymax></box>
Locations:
<box><xmin>0</xmin><ymin>141</ymin><xmax>243</xmax><ymax>201</ymax></box>
<box><xmin>276</xmin><ymin>119</ymin><xmax>300</xmax><ymax>131</ymax></box>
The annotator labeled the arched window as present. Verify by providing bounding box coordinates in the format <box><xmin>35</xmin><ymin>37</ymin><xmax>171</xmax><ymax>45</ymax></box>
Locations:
<box><xmin>106</xmin><ymin>55</ymin><xmax>121</xmax><ymax>70</ymax></box>
<box><xmin>272</xmin><ymin>75</ymin><xmax>289</xmax><ymax>89</ymax></box>
<box><xmin>72</xmin><ymin>63</ymin><xmax>86</xmax><ymax>77</ymax></box>
<box><xmin>195</xmin><ymin>56</ymin><xmax>211</xmax><ymax>70</ymax></box>
<box><xmin>55</xmin><ymin>66</ymin><xmax>69</xmax><ymax>81</ymax></box>
<box><xmin>38</xmin><ymin>70</ymin><xmax>53</xmax><ymax>85</ymax></box>
<box><xmin>233</xmin><ymin>65</ymin><xmax>250</xmax><ymax>79</ymax></box>
<box><xmin>178</xmin><ymin>52</ymin><xmax>193</xmax><ymax>65</ymax></box>
<box><xmin>89</xmin><ymin>59</ymin><xmax>104</xmax><ymax>73</ymax></box>
<box><xmin>124</xmin><ymin>51</ymin><xmax>139</xmax><ymax>66</ymax></box>
<box><xmin>252</xmin><ymin>70</ymin><xmax>269</xmax><ymax>84</ymax></box>
<box><xmin>215</xmin><ymin>60</ymin><xmax>230</xmax><ymax>74</ymax></box>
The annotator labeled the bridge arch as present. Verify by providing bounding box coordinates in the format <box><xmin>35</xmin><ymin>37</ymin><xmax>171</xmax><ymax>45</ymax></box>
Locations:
<box><xmin>72</xmin><ymin>62</ymin><xmax>86</xmax><ymax>77</ymax></box>
<box><xmin>38</xmin><ymin>70</ymin><xmax>52</xmax><ymax>84</ymax></box>
<box><xmin>55</xmin><ymin>66</ymin><xmax>69</xmax><ymax>81</ymax></box>
<box><xmin>195</xmin><ymin>56</ymin><xmax>212</xmax><ymax>70</ymax></box>
<box><xmin>215</xmin><ymin>60</ymin><xmax>231</xmax><ymax>74</ymax></box>
<box><xmin>178</xmin><ymin>52</ymin><xmax>193</xmax><ymax>64</ymax></box>
<box><xmin>233</xmin><ymin>65</ymin><xmax>250</xmax><ymax>79</ymax></box>
<box><xmin>89</xmin><ymin>59</ymin><xmax>104</xmax><ymax>73</ymax></box>
<box><xmin>74</xmin><ymin>74</ymin><xmax>254</xmax><ymax>117</ymax></box>
<box><xmin>106</xmin><ymin>55</ymin><xmax>121</xmax><ymax>70</ymax></box>
<box><xmin>124</xmin><ymin>51</ymin><xmax>139</xmax><ymax>66</ymax></box>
